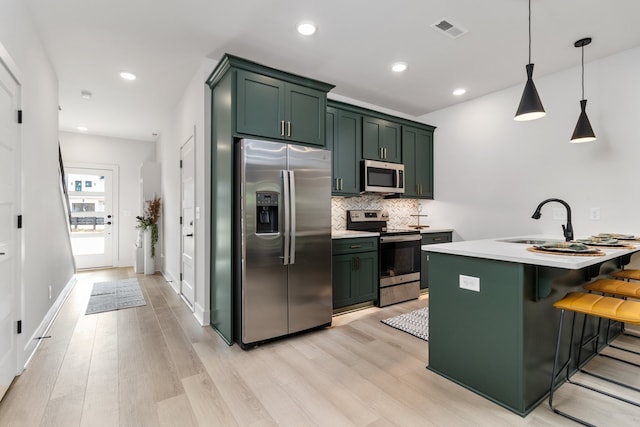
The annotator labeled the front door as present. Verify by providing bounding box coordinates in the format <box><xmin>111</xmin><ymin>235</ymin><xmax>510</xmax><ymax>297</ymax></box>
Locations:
<box><xmin>67</xmin><ymin>167</ymin><xmax>115</xmax><ymax>269</ymax></box>
<box><xmin>180</xmin><ymin>136</ymin><xmax>195</xmax><ymax>307</ymax></box>
<box><xmin>0</xmin><ymin>54</ymin><xmax>21</xmax><ymax>400</ymax></box>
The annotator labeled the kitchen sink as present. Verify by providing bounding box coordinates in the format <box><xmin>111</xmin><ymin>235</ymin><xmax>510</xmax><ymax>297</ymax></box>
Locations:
<box><xmin>498</xmin><ymin>238</ymin><xmax>561</xmax><ymax>245</ymax></box>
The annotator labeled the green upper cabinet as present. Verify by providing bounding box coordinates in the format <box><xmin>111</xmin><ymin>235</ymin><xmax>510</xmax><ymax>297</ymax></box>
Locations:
<box><xmin>402</xmin><ymin>126</ymin><xmax>434</xmax><ymax>199</ymax></box>
<box><xmin>326</xmin><ymin>106</ymin><xmax>362</xmax><ymax>196</ymax></box>
<box><xmin>362</xmin><ymin>116</ymin><xmax>401</xmax><ymax>163</ymax></box>
<box><xmin>236</xmin><ymin>69</ymin><xmax>327</xmax><ymax>146</ymax></box>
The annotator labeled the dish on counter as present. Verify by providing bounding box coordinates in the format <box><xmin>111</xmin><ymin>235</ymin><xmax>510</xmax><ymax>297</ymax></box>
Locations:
<box><xmin>594</xmin><ymin>233</ymin><xmax>637</xmax><ymax>240</ymax></box>
<box><xmin>575</xmin><ymin>237</ymin><xmax>622</xmax><ymax>246</ymax></box>
<box><xmin>533</xmin><ymin>241</ymin><xmax>601</xmax><ymax>253</ymax></box>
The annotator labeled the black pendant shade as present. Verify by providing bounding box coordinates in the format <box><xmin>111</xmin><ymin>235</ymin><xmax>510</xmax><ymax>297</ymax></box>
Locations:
<box><xmin>570</xmin><ymin>99</ymin><xmax>596</xmax><ymax>143</ymax></box>
<box><xmin>570</xmin><ymin>37</ymin><xmax>596</xmax><ymax>143</ymax></box>
<box><xmin>514</xmin><ymin>0</ymin><xmax>545</xmax><ymax>121</ymax></box>
<box><xmin>515</xmin><ymin>63</ymin><xmax>546</xmax><ymax>121</ymax></box>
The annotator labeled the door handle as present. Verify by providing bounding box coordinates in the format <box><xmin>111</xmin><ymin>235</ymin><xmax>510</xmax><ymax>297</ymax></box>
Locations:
<box><xmin>186</xmin><ymin>233</ymin><xmax>194</xmax><ymax>237</ymax></box>
<box><xmin>107</xmin><ymin>221</ymin><xmax>112</xmax><ymax>225</ymax></box>
<box><xmin>0</xmin><ymin>252</ymin><xmax>5</xmax><ymax>255</ymax></box>
<box><xmin>107</xmin><ymin>214</ymin><xmax>112</xmax><ymax>219</ymax></box>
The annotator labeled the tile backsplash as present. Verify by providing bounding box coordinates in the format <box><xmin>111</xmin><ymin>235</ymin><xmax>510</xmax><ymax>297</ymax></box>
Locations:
<box><xmin>331</xmin><ymin>195</ymin><xmax>421</xmax><ymax>231</ymax></box>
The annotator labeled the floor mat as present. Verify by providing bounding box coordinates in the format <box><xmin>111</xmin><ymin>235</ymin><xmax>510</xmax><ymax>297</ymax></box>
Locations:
<box><xmin>380</xmin><ymin>307</ymin><xmax>429</xmax><ymax>341</ymax></box>
<box><xmin>85</xmin><ymin>278</ymin><xmax>146</xmax><ymax>315</ymax></box>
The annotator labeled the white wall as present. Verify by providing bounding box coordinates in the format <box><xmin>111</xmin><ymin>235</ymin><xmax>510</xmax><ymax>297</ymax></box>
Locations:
<box><xmin>158</xmin><ymin>58</ymin><xmax>216</xmax><ymax>325</ymax></box>
<box><xmin>419</xmin><ymin>46</ymin><xmax>640</xmax><ymax>242</ymax></box>
<box><xmin>0</xmin><ymin>0</ymin><xmax>75</xmax><ymax>367</ymax></box>
<box><xmin>59</xmin><ymin>132</ymin><xmax>156</xmax><ymax>266</ymax></box>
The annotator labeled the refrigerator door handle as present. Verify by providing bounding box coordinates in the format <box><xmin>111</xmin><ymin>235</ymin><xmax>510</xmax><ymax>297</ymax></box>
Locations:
<box><xmin>289</xmin><ymin>170</ymin><xmax>296</xmax><ymax>265</ymax></box>
<box><xmin>282</xmin><ymin>169</ymin><xmax>290</xmax><ymax>265</ymax></box>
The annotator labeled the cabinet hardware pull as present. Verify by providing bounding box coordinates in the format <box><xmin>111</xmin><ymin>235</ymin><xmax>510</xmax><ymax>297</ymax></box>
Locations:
<box><xmin>384</xmin><ymin>147</ymin><xmax>387</xmax><ymax>159</ymax></box>
<box><xmin>339</xmin><ymin>178</ymin><xmax>343</xmax><ymax>190</ymax></box>
<box><xmin>355</xmin><ymin>257</ymin><xmax>360</xmax><ymax>270</ymax></box>
<box><xmin>281</xmin><ymin>120</ymin><xmax>285</xmax><ymax>136</ymax></box>
<box><xmin>419</xmin><ymin>183</ymin><xmax>422</xmax><ymax>195</ymax></box>
<box><xmin>335</xmin><ymin>178</ymin><xmax>339</xmax><ymax>190</ymax></box>
<box><xmin>379</xmin><ymin>147</ymin><xmax>383</xmax><ymax>159</ymax></box>
<box><xmin>349</xmin><ymin>245</ymin><xmax>362</xmax><ymax>249</ymax></box>
<box><xmin>287</xmin><ymin>121</ymin><xmax>291</xmax><ymax>137</ymax></box>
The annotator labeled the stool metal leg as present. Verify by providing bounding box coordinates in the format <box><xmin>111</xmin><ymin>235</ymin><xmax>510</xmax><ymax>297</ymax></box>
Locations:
<box><xmin>549</xmin><ymin>307</ymin><xmax>640</xmax><ymax>426</ymax></box>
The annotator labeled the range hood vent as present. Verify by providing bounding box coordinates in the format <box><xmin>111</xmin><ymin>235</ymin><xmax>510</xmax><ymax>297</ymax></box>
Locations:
<box><xmin>431</xmin><ymin>19</ymin><xmax>467</xmax><ymax>39</ymax></box>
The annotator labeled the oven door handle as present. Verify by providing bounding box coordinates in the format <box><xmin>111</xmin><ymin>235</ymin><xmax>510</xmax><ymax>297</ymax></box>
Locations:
<box><xmin>380</xmin><ymin>235</ymin><xmax>422</xmax><ymax>243</ymax></box>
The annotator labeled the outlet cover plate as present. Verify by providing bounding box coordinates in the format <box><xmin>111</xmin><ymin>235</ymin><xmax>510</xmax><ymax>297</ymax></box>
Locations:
<box><xmin>459</xmin><ymin>274</ymin><xmax>480</xmax><ymax>292</ymax></box>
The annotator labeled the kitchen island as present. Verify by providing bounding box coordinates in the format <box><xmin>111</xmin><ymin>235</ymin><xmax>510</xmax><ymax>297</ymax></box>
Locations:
<box><xmin>423</xmin><ymin>235</ymin><xmax>640</xmax><ymax>416</ymax></box>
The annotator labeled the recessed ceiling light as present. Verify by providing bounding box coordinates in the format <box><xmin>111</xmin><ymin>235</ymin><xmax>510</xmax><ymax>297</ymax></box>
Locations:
<box><xmin>391</xmin><ymin>62</ymin><xmax>408</xmax><ymax>72</ymax></box>
<box><xmin>297</xmin><ymin>22</ymin><xmax>316</xmax><ymax>36</ymax></box>
<box><xmin>119</xmin><ymin>71</ymin><xmax>136</xmax><ymax>81</ymax></box>
<box><xmin>453</xmin><ymin>88</ymin><xmax>467</xmax><ymax>96</ymax></box>
<box><xmin>76</xmin><ymin>126</ymin><xmax>88</xmax><ymax>132</ymax></box>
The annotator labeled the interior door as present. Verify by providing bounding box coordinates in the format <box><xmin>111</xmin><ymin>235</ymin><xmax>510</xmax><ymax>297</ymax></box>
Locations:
<box><xmin>0</xmin><ymin>55</ymin><xmax>21</xmax><ymax>400</ymax></box>
<box><xmin>67</xmin><ymin>167</ymin><xmax>115</xmax><ymax>269</ymax></box>
<box><xmin>180</xmin><ymin>136</ymin><xmax>195</xmax><ymax>307</ymax></box>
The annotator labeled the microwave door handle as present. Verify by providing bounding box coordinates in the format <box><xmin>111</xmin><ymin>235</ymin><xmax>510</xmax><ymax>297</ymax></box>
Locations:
<box><xmin>282</xmin><ymin>170</ymin><xmax>290</xmax><ymax>265</ymax></box>
<box><xmin>289</xmin><ymin>170</ymin><xmax>296</xmax><ymax>265</ymax></box>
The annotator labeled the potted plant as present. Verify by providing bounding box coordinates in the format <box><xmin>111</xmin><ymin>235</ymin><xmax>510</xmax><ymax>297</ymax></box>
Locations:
<box><xmin>136</xmin><ymin>197</ymin><xmax>161</xmax><ymax>273</ymax></box>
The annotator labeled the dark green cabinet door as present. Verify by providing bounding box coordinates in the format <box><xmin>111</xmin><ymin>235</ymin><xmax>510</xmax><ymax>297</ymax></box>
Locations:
<box><xmin>327</xmin><ymin>107</ymin><xmax>361</xmax><ymax>195</ymax></box>
<box><xmin>286</xmin><ymin>84</ymin><xmax>326</xmax><ymax>146</ymax></box>
<box><xmin>421</xmin><ymin>232</ymin><xmax>452</xmax><ymax>289</ymax></box>
<box><xmin>333</xmin><ymin>254</ymin><xmax>356</xmax><ymax>308</ymax></box>
<box><xmin>421</xmin><ymin>252</ymin><xmax>430</xmax><ymax>290</ymax></box>
<box><xmin>355</xmin><ymin>251</ymin><xmax>377</xmax><ymax>302</ymax></box>
<box><xmin>362</xmin><ymin>116</ymin><xmax>401</xmax><ymax>163</ymax></box>
<box><xmin>236</xmin><ymin>70</ymin><xmax>285</xmax><ymax>140</ymax></box>
<box><xmin>402</xmin><ymin>126</ymin><xmax>434</xmax><ymax>199</ymax></box>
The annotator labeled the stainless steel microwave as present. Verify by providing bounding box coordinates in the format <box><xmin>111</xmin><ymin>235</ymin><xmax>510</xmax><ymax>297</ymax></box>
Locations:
<box><xmin>361</xmin><ymin>159</ymin><xmax>405</xmax><ymax>194</ymax></box>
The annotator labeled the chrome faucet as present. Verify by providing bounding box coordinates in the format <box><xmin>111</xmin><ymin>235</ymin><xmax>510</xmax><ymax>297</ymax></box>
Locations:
<box><xmin>531</xmin><ymin>198</ymin><xmax>574</xmax><ymax>242</ymax></box>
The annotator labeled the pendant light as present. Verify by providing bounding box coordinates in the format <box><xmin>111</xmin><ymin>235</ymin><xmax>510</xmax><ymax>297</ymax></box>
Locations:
<box><xmin>514</xmin><ymin>0</ymin><xmax>546</xmax><ymax>121</ymax></box>
<box><xmin>570</xmin><ymin>37</ymin><xmax>596</xmax><ymax>143</ymax></box>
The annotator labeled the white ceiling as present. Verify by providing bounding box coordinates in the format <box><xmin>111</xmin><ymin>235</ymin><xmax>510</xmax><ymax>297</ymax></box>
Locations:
<box><xmin>24</xmin><ymin>0</ymin><xmax>640</xmax><ymax>142</ymax></box>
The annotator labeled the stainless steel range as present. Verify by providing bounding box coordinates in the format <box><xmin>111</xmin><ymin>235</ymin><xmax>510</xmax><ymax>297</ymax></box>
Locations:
<box><xmin>347</xmin><ymin>210</ymin><xmax>421</xmax><ymax>307</ymax></box>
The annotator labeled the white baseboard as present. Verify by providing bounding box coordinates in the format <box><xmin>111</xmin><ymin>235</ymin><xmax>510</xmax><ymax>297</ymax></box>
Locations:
<box><xmin>21</xmin><ymin>275</ymin><xmax>77</xmax><ymax>370</ymax></box>
<box><xmin>194</xmin><ymin>302</ymin><xmax>209</xmax><ymax>326</ymax></box>
<box><xmin>161</xmin><ymin>270</ymin><xmax>180</xmax><ymax>293</ymax></box>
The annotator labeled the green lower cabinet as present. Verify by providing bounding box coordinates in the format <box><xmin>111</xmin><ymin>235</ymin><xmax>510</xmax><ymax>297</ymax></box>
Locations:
<box><xmin>420</xmin><ymin>232</ymin><xmax>452</xmax><ymax>289</ymax></box>
<box><xmin>332</xmin><ymin>238</ymin><xmax>378</xmax><ymax>309</ymax></box>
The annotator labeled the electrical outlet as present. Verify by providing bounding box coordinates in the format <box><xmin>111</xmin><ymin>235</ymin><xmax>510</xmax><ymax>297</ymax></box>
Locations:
<box><xmin>589</xmin><ymin>207</ymin><xmax>601</xmax><ymax>220</ymax></box>
<box><xmin>459</xmin><ymin>275</ymin><xmax>480</xmax><ymax>292</ymax></box>
<box><xmin>48</xmin><ymin>285</ymin><xmax>52</xmax><ymax>300</ymax></box>
<box><xmin>552</xmin><ymin>208</ymin><xmax>566</xmax><ymax>220</ymax></box>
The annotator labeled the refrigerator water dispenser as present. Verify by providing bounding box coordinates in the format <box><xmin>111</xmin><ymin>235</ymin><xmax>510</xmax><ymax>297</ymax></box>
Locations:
<box><xmin>256</xmin><ymin>191</ymin><xmax>279</xmax><ymax>234</ymax></box>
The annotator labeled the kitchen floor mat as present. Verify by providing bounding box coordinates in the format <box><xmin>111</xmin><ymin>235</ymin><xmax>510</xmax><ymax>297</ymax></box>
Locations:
<box><xmin>381</xmin><ymin>306</ymin><xmax>429</xmax><ymax>341</ymax></box>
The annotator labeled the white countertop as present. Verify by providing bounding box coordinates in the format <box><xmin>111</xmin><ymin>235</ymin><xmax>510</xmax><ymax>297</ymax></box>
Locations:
<box><xmin>419</xmin><ymin>227</ymin><xmax>454</xmax><ymax>234</ymax></box>
<box><xmin>332</xmin><ymin>230</ymin><xmax>379</xmax><ymax>239</ymax></box>
<box><xmin>422</xmin><ymin>234</ymin><xmax>640</xmax><ymax>269</ymax></box>
<box><xmin>332</xmin><ymin>227</ymin><xmax>454</xmax><ymax>239</ymax></box>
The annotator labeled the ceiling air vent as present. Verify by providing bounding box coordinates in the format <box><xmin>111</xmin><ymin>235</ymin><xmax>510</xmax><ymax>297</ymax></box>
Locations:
<box><xmin>431</xmin><ymin>19</ymin><xmax>467</xmax><ymax>39</ymax></box>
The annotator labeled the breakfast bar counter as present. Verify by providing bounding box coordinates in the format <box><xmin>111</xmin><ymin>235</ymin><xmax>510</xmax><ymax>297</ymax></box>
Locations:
<box><xmin>423</xmin><ymin>235</ymin><xmax>640</xmax><ymax>416</ymax></box>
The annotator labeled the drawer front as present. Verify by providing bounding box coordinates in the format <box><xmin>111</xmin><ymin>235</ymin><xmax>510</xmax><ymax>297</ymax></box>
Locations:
<box><xmin>332</xmin><ymin>237</ymin><xmax>378</xmax><ymax>255</ymax></box>
<box><xmin>422</xmin><ymin>232</ymin><xmax>452</xmax><ymax>245</ymax></box>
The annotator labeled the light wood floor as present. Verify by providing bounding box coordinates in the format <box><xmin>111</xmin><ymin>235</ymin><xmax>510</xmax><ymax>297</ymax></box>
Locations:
<box><xmin>1</xmin><ymin>268</ymin><xmax>639</xmax><ymax>426</ymax></box>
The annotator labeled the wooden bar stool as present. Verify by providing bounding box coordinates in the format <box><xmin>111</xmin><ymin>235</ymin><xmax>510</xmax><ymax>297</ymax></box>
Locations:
<box><xmin>611</xmin><ymin>269</ymin><xmax>640</xmax><ymax>282</ymax></box>
<box><xmin>584</xmin><ymin>278</ymin><xmax>640</xmax><ymax>352</ymax></box>
<box><xmin>550</xmin><ymin>292</ymin><xmax>640</xmax><ymax>426</ymax></box>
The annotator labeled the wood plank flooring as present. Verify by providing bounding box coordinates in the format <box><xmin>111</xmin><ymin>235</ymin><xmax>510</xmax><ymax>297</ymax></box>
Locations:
<box><xmin>0</xmin><ymin>268</ymin><xmax>639</xmax><ymax>426</ymax></box>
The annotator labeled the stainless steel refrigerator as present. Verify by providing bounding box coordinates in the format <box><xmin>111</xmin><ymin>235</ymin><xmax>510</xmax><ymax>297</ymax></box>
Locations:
<box><xmin>235</xmin><ymin>139</ymin><xmax>332</xmax><ymax>348</ymax></box>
